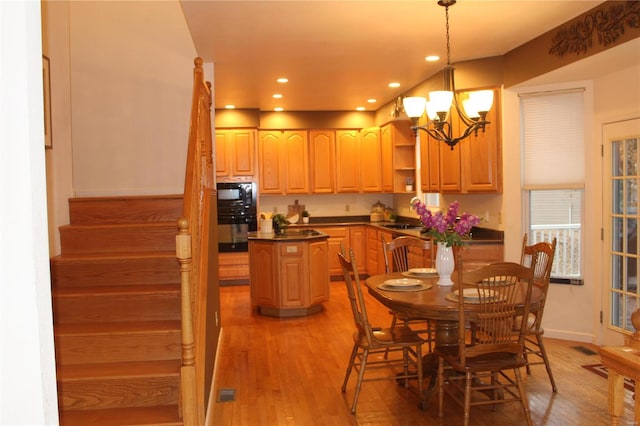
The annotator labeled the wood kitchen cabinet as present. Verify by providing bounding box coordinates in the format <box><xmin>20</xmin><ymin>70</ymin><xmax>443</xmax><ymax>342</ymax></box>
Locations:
<box><xmin>249</xmin><ymin>238</ymin><xmax>329</xmax><ymax>317</ymax></box>
<box><xmin>215</xmin><ymin>129</ymin><xmax>256</xmax><ymax>180</ymax></box>
<box><xmin>349</xmin><ymin>226</ymin><xmax>366</xmax><ymax>272</ymax></box>
<box><xmin>461</xmin><ymin>89</ymin><xmax>502</xmax><ymax>193</ymax></box>
<box><xmin>258</xmin><ymin>130</ymin><xmax>285</xmax><ymax>194</ymax></box>
<box><xmin>218</xmin><ymin>252</ymin><xmax>249</xmax><ymax>283</ymax></box>
<box><xmin>423</xmin><ymin>87</ymin><xmax>502</xmax><ymax>194</ymax></box>
<box><xmin>320</xmin><ymin>226</ymin><xmax>350</xmax><ymax>276</ymax></box>
<box><xmin>309</xmin><ymin>129</ymin><xmax>335</xmax><ymax>193</ymax></box>
<box><xmin>258</xmin><ymin>130</ymin><xmax>310</xmax><ymax>194</ymax></box>
<box><xmin>335</xmin><ymin>130</ymin><xmax>360</xmax><ymax>193</ymax></box>
<box><xmin>366</xmin><ymin>226</ymin><xmax>379</xmax><ymax>275</ymax></box>
<box><xmin>420</xmin><ymin>131</ymin><xmax>441</xmax><ymax>192</ymax></box>
<box><xmin>360</xmin><ymin>127</ymin><xmax>382</xmax><ymax>192</ymax></box>
<box><xmin>283</xmin><ymin>130</ymin><xmax>309</xmax><ymax>193</ymax></box>
<box><xmin>381</xmin><ymin>121</ymin><xmax>415</xmax><ymax>193</ymax></box>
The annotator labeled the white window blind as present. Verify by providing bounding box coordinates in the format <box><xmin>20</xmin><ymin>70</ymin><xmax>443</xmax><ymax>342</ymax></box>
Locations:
<box><xmin>521</xmin><ymin>90</ymin><xmax>585</xmax><ymax>188</ymax></box>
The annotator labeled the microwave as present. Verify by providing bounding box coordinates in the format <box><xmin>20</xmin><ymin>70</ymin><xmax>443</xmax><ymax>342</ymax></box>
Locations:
<box><xmin>216</xmin><ymin>182</ymin><xmax>257</xmax><ymax>216</ymax></box>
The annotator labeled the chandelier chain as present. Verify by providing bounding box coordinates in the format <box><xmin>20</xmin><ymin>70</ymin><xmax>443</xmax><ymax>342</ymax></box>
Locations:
<box><xmin>445</xmin><ymin>5</ymin><xmax>451</xmax><ymax>66</ymax></box>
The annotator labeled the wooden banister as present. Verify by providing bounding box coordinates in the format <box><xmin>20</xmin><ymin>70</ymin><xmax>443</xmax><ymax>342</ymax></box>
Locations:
<box><xmin>177</xmin><ymin>57</ymin><xmax>214</xmax><ymax>425</ymax></box>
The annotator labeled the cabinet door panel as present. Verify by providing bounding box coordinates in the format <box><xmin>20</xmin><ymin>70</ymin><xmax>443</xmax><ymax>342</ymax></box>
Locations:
<box><xmin>232</xmin><ymin>130</ymin><xmax>255</xmax><ymax>176</ymax></box>
<box><xmin>258</xmin><ymin>131</ymin><xmax>284</xmax><ymax>194</ymax></box>
<box><xmin>360</xmin><ymin>127</ymin><xmax>382</xmax><ymax>192</ymax></box>
<box><xmin>381</xmin><ymin>127</ymin><xmax>394</xmax><ymax>192</ymax></box>
<box><xmin>335</xmin><ymin>130</ymin><xmax>360</xmax><ymax>192</ymax></box>
<box><xmin>309</xmin><ymin>241</ymin><xmax>329</xmax><ymax>304</ymax></box>
<box><xmin>215</xmin><ymin>131</ymin><xmax>230</xmax><ymax>177</ymax></box>
<box><xmin>309</xmin><ymin>130</ymin><xmax>335</xmax><ymax>193</ymax></box>
<box><xmin>249</xmin><ymin>242</ymin><xmax>277</xmax><ymax>306</ymax></box>
<box><xmin>284</xmin><ymin>130</ymin><xmax>309</xmax><ymax>193</ymax></box>
<box><xmin>462</xmin><ymin>89</ymin><xmax>501</xmax><ymax>192</ymax></box>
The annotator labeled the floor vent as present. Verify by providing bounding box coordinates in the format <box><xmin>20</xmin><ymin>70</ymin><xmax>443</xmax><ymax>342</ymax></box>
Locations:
<box><xmin>217</xmin><ymin>388</ymin><xmax>236</xmax><ymax>403</ymax></box>
<box><xmin>571</xmin><ymin>345</ymin><xmax>598</xmax><ymax>356</ymax></box>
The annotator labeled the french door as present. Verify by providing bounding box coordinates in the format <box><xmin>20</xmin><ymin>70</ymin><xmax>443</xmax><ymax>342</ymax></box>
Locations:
<box><xmin>603</xmin><ymin>117</ymin><xmax>640</xmax><ymax>345</ymax></box>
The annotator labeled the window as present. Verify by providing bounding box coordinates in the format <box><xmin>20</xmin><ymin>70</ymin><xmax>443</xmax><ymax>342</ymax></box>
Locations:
<box><xmin>521</xmin><ymin>89</ymin><xmax>585</xmax><ymax>284</ymax></box>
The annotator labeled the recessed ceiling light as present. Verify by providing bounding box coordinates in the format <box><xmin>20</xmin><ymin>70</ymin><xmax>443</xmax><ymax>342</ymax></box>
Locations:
<box><xmin>277</xmin><ymin>78</ymin><xmax>288</xmax><ymax>83</ymax></box>
<box><xmin>388</xmin><ymin>82</ymin><xmax>400</xmax><ymax>88</ymax></box>
<box><xmin>274</xmin><ymin>107</ymin><xmax>284</xmax><ymax>112</ymax></box>
<box><xmin>367</xmin><ymin>99</ymin><xmax>377</xmax><ymax>103</ymax></box>
<box><xmin>425</xmin><ymin>55</ymin><xmax>440</xmax><ymax>62</ymax></box>
<box><xmin>356</xmin><ymin>106</ymin><xmax>366</xmax><ymax>111</ymax></box>
<box><xmin>224</xmin><ymin>104</ymin><xmax>235</xmax><ymax>109</ymax></box>
<box><xmin>273</xmin><ymin>94</ymin><xmax>283</xmax><ymax>99</ymax></box>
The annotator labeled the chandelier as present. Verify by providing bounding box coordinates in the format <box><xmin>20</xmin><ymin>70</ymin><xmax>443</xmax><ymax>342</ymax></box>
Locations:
<box><xmin>402</xmin><ymin>0</ymin><xmax>493</xmax><ymax>150</ymax></box>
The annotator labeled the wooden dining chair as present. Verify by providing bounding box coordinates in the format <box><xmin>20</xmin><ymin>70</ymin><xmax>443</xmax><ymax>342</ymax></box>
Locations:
<box><xmin>436</xmin><ymin>251</ymin><xmax>537</xmax><ymax>426</ymax></box>
<box><xmin>338</xmin><ymin>247</ymin><xmax>425</xmax><ymax>414</ymax></box>
<box><xmin>382</xmin><ymin>235</ymin><xmax>434</xmax><ymax>350</ymax></box>
<box><xmin>518</xmin><ymin>234</ymin><xmax>558</xmax><ymax>392</ymax></box>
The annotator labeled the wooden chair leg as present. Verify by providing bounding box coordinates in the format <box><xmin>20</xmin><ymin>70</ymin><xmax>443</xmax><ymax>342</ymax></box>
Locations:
<box><xmin>536</xmin><ymin>334</ymin><xmax>558</xmax><ymax>392</ymax></box>
<box><xmin>341</xmin><ymin>343</ymin><xmax>358</xmax><ymax>392</ymax></box>
<box><xmin>463</xmin><ymin>372</ymin><xmax>472</xmax><ymax>426</ymax></box>
<box><xmin>514</xmin><ymin>367</ymin><xmax>534</xmax><ymax>426</ymax></box>
<box><xmin>351</xmin><ymin>349</ymin><xmax>369</xmax><ymax>413</ymax></box>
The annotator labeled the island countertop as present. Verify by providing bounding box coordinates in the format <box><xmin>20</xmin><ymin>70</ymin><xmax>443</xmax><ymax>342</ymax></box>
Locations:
<box><xmin>248</xmin><ymin>229</ymin><xmax>330</xmax><ymax>242</ymax></box>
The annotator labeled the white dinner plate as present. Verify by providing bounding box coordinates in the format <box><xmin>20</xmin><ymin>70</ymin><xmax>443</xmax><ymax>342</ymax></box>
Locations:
<box><xmin>454</xmin><ymin>288</ymin><xmax>498</xmax><ymax>300</ymax></box>
<box><xmin>407</xmin><ymin>268</ymin><xmax>437</xmax><ymax>276</ymax></box>
<box><xmin>383</xmin><ymin>278</ymin><xmax>423</xmax><ymax>288</ymax></box>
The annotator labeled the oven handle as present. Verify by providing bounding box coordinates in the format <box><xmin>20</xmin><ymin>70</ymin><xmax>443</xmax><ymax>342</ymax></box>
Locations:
<box><xmin>217</xmin><ymin>215</ymin><xmax>257</xmax><ymax>225</ymax></box>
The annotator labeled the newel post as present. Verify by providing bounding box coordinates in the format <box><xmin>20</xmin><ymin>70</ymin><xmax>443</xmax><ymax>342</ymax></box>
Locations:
<box><xmin>176</xmin><ymin>217</ymin><xmax>198</xmax><ymax>425</ymax></box>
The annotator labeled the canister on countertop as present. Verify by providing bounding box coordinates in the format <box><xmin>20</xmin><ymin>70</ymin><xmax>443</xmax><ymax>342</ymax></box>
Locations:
<box><xmin>370</xmin><ymin>200</ymin><xmax>385</xmax><ymax>222</ymax></box>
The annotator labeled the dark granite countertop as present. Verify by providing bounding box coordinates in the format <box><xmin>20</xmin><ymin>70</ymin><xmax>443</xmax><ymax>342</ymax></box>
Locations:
<box><xmin>285</xmin><ymin>217</ymin><xmax>503</xmax><ymax>243</ymax></box>
<box><xmin>248</xmin><ymin>229</ymin><xmax>330</xmax><ymax>242</ymax></box>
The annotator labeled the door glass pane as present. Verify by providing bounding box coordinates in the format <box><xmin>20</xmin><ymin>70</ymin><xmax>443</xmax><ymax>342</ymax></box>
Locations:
<box><xmin>610</xmin><ymin>136</ymin><xmax>640</xmax><ymax>332</ymax></box>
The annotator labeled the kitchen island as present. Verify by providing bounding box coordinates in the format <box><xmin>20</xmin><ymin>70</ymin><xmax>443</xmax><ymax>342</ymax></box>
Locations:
<box><xmin>248</xmin><ymin>229</ymin><xmax>330</xmax><ymax>317</ymax></box>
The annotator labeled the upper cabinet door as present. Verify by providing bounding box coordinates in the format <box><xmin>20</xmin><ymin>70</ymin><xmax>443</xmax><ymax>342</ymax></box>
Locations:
<box><xmin>360</xmin><ymin>127</ymin><xmax>382</xmax><ymax>192</ymax></box>
<box><xmin>283</xmin><ymin>130</ymin><xmax>309</xmax><ymax>194</ymax></box>
<box><xmin>231</xmin><ymin>129</ymin><xmax>256</xmax><ymax>176</ymax></box>
<box><xmin>335</xmin><ymin>130</ymin><xmax>361</xmax><ymax>193</ymax></box>
<box><xmin>309</xmin><ymin>129</ymin><xmax>336</xmax><ymax>193</ymax></box>
<box><xmin>258</xmin><ymin>130</ymin><xmax>284</xmax><ymax>194</ymax></box>
<box><xmin>215</xmin><ymin>129</ymin><xmax>256</xmax><ymax>180</ymax></box>
<box><xmin>420</xmin><ymin>131</ymin><xmax>441</xmax><ymax>193</ymax></box>
<box><xmin>380</xmin><ymin>125</ymin><xmax>394</xmax><ymax>192</ymax></box>
<box><xmin>461</xmin><ymin>88</ymin><xmax>502</xmax><ymax>193</ymax></box>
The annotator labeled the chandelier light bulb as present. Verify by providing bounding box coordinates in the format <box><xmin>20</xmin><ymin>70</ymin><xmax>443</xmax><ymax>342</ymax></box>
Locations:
<box><xmin>428</xmin><ymin>91</ymin><xmax>454</xmax><ymax>114</ymax></box>
<box><xmin>402</xmin><ymin>97</ymin><xmax>427</xmax><ymax>118</ymax></box>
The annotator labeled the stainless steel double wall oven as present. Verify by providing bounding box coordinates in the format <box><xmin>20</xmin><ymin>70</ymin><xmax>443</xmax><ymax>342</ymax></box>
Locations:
<box><xmin>216</xmin><ymin>182</ymin><xmax>257</xmax><ymax>252</ymax></box>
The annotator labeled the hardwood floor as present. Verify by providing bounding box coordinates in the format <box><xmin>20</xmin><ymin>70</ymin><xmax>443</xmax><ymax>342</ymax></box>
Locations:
<box><xmin>211</xmin><ymin>282</ymin><xmax>635</xmax><ymax>425</ymax></box>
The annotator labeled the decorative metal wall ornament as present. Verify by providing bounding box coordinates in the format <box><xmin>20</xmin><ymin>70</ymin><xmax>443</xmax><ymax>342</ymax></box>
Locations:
<box><xmin>549</xmin><ymin>0</ymin><xmax>640</xmax><ymax>57</ymax></box>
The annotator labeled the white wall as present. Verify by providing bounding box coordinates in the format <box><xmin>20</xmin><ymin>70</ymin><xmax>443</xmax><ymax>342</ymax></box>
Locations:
<box><xmin>68</xmin><ymin>1</ymin><xmax>197</xmax><ymax>197</ymax></box>
<box><xmin>503</xmin><ymin>58</ymin><xmax>640</xmax><ymax>344</ymax></box>
<box><xmin>42</xmin><ymin>0</ymin><xmax>73</xmax><ymax>256</ymax></box>
<box><xmin>43</xmin><ymin>0</ymin><xmax>198</xmax><ymax>255</ymax></box>
<box><xmin>0</xmin><ymin>1</ymin><xmax>58</xmax><ymax>423</ymax></box>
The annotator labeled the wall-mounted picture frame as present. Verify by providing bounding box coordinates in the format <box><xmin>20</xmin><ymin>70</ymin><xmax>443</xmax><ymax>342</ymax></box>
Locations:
<box><xmin>43</xmin><ymin>55</ymin><xmax>52</xmax><ymax>149</ymax></box>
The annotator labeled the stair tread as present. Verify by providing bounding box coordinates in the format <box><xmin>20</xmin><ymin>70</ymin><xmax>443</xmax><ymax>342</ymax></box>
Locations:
<box><xmin>60</xmin><ymin>222</ymin><xmax>177</xmax><ymax>229</ymax></box>
<box><xmin>52</xmin><ymin>251</ymin><xmax>176</xmax><ymax>261</ymax></box>
<box><xmin>55</xmin><ymin>320</ymin><xmax>181</xmax><ymax>335</ymax></box>
<box><xmin>54</xmin><ymin>284</ymin><xmax>180</xmax><ymax>297</ymax></box>
<box><xmin>59</xmin><ymin>405</ymin><xmax>182</xmax><ymax>426</ymax></box>
<box><xmin>70</xmin><ymin>194</ymin><xmax>183</xmax><ymax>202</ymax></box>
<box><xmin>58</xmin><ymin>359</ymin><xmax>181</xmax><ymax>380</ymax></box>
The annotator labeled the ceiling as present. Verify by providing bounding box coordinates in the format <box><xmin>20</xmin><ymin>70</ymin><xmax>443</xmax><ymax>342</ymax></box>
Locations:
<box><xmin>180</xmin><ymin>1</ymin><xmax>608</xmax><ymax>112</ymax></box>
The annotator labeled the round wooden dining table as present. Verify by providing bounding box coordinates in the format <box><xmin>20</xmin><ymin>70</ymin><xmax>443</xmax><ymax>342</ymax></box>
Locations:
<box><xmin>364</xmin><ymin>271</ymin><xmax>542</xmax><ymax>407</ymax></box>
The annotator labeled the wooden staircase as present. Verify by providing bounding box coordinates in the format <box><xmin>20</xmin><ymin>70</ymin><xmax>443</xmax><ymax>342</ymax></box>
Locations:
<box><xmin>51</xmin><ymin>195</ymin><xmax>185</xmax><ymax>425</ymax></box>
